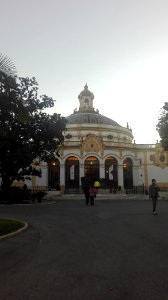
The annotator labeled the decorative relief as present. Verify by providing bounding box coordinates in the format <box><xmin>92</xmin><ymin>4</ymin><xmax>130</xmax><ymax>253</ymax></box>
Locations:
<box><xmin>81</xmin><ymin>134</ymin><xmax>104</xmax><ymax>156</ymax></box>
<box><xmin>150</xmin><ymin>144</ymin><xmax>168</xmax><ymax>168</ymax></box>
<box><xmin>65</xmin><ymin>134</ymin><xmax>72</xmax><ymax>139</ymax></box>
<box><xmin>159</xmin><ymin>154</ymin><xmax>165</xmax><ymax>162</ymax></box>
<box><xmin>107</xmin><ymin>134</ymin><xmax>113</xmax><ymax>140</ymax></box>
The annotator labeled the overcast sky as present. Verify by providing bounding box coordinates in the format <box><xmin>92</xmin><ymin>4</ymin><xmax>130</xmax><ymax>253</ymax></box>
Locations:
<box><xmin>1</xmin><ymin>0</ymin><xmax>168</xmax><ymax>144</ymax></box>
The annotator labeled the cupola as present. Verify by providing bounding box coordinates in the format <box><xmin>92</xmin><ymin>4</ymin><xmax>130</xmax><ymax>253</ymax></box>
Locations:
<box><xmin>78</xmin><ymin>84</ymin><xmax>95</xmax><ymax>111</ymax></box>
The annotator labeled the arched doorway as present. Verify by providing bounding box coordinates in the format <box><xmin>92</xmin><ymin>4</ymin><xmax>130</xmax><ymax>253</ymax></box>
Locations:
<box><xmin>84</xmin><ymin>156</ymin><xmax>99</xmax><ymax>181</ymax></box>
<box><xmin>105</xmin><ymin>156</ymin><xmax>118</xmax><ymax>188</ymax></box>
<box><xmin>48</xmin><ymin>159</ymin><xmax>60</xmax><ymax>189</ymax></box>
<box><xmin>123</xmin><ymin>158</ymin><xmax>133</xmax><ymax>188</ymax></box>
<box><xmin>65</xmin><ymin>156</ymin><xmax>79</xmax><ymax>188</ymax></box>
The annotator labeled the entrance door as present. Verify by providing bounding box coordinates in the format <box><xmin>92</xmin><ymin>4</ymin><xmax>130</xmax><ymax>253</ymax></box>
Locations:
<box><xmin>84</xmin><ymin>156</ymin><xmax>99</xmax><ymax>182</ymax></box>
<box><xmin>105</xmin><ymin>156</ymin><xmax>118</xmax><ymax>188</ymax></box>
<box><xmin>65</xmin><ymin>156</ymin><xmax>79</xmax><ymax>188</ymax></box>
<box><xmin>123</xmin><ymin>158</ymin><xmax>133</xmax><ymax>188</ymax></box>
<box><xmin>48</xmin><ymin>160</ymin><xmax>60</xmax><ymax>189</ymax></box>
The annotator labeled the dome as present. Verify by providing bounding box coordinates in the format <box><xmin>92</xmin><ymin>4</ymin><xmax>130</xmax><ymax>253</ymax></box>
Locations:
<box><xmin>66</xmin><ymin>111</ymin><xmax>121</xmax><ymax>126</ymax></box>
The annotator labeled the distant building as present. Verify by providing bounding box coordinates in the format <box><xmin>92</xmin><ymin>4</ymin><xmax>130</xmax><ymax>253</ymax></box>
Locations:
<box><xmin>23</xmin><ymin>85</ymin><xmax>168</xmax><ymax>192</ymax></box>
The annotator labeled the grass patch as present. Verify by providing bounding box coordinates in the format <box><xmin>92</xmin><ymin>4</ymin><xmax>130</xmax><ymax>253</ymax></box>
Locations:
<box><xmin>0</xmin><ymin>218</ymin><xmax>25</xmax><ymax>236</ymax></box>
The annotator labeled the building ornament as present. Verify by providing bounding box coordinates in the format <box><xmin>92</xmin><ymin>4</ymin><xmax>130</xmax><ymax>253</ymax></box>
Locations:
<box><xmin>81</xmin><ymin>134</ymin><xmax>104</xmax><ymax>156</ymax></box>
<box><xmin>150</xmin><ymin>144</ymin><xmax>168</xmax><ymax>168</ymax></box>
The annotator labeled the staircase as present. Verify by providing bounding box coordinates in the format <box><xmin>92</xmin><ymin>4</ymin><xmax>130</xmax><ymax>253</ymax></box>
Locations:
<box><xmin>64</xmin><ymin>188</ymin><xmax>83</xmax><ymax>194</ymax></box>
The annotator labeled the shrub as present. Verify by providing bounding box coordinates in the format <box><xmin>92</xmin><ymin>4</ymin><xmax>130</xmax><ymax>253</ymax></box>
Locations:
<box><xmin>0</xmin><ymin>187</ymin><xmax>31</xmax><ymax>203</ymax></box>
<box><xmin>31</xmin><ymin>191</ymin><xmax>47</xmax><ymax>203</ymax></box>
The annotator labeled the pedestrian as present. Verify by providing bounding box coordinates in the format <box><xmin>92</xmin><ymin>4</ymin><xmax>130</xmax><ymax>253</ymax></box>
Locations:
<box><xmin>23</xmin><ymin>184</ymin><xmax>27</xmax><ymax>190</ymax></box>
<box><xmin>94</xmin><ymin>179</ymin><xmax>101</xmax><ymax>195</ymax></box>
<box><xmin>149</xmin><ymin>179</ymin><xmax>160</xmax><ymax>215</ymax></box>
<box><xmin>81</xmin><ymin>175</ymin><xmax>90</xmax><ymax>205</ymax></box>
<box><xmin>89</xmin><ymin>183</ymin><xmax>97</xmax><ymax>206</ymax></box>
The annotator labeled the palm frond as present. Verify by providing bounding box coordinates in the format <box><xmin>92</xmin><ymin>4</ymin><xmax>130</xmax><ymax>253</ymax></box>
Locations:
<box><xmin>0</xmin><ymin>53</ymin><xmax>17</xmax><ymax>76</ymax></box>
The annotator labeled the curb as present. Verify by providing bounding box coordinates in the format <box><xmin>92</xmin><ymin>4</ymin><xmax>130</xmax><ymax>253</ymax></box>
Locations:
<box><xmin>0</xmin><ymin>219</ymin><xmax>28</xmax><ymax>240</ymax></box>
<box><xmin>52</xmin><ymin>195</ymin><xmax>150</xmax><ymax>201</ymax></box>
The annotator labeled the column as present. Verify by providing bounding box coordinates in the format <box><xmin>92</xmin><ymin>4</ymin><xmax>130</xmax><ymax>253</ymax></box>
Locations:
<box><xmin>118</xmin><ymin>165</ymin><xmax>124</xmax><ymax>190</ymax></box>
<box><xmin>99</xmin><ymin>163</ymin><xmax>105</xmax><ymax>179</ymax></box>
<box><xmin>79</xmin><ymin>163</ymin><xmax>85</xmax><ymax>187</ymax></box>
<box><xmin>60</xmin><ymin>163</ymin><xmax>65</xmax><ymax>193</ymax></box>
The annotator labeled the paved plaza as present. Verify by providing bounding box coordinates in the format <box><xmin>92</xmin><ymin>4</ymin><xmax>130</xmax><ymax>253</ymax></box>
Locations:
<box><xmin>0</xmin><ymin>198</ymin><xmax>168</xmax><ymax>299</ymax></box>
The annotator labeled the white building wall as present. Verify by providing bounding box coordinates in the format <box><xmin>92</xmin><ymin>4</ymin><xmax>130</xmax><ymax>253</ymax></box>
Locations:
<box><xmin>147</xmin><ymin>165</ymin><xmax>168</xmax><ymax>184</ymax></box>
<box><xmin>35</xmin><ymin>166</ymin><xmax>48</xmax><ymax>188</ymax></box>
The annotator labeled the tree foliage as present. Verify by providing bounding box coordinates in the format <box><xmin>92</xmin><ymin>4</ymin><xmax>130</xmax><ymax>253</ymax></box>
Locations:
<box><xmin>0</xmin><ymin>72</ymin><xmax>67</xmax><ymax>189</ymax></box>
<box><xmin>0</xmin><ymin>53</ymin><xmax>17</xmax><ymax>77</ymax></box>
<box><xmin>156</xmin><ymin>102</ymin><xmax>168</xmax><ymax>150</ymax></box>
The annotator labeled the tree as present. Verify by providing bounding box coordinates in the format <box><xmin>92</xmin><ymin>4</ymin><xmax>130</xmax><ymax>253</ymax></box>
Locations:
<box><xmin>0</xmin><ymin>53</ymin><xmax>16</xmax><ymax>77</ymax></box>
<box><xmin>156</xmin><ymin>102</ymin><xmax>168</xmax><ymax>150</ymax></box>
<box><xmin>0</xmin><ymin>72</ymin><xmax>67</xmax><ymax>190</ymax></box>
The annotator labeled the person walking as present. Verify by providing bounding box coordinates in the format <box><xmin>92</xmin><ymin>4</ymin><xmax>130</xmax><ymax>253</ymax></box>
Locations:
<box><xmin>89</xmin><ymin>183</ymin><xmax>97</xmax><ymax>206</ymax></box>
<box><xmin>149</xmin><ymin>179</ymin><xmax>160</xmax><ymax>215</ymax></box>
<box><xmin>81</xmin><ymin>175</ymin><xmax>90</xmax><ymax>205</ymax></box>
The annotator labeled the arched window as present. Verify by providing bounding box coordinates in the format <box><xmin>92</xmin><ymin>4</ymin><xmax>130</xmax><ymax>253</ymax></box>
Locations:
<box><xmin>84</xmin><ymin>98</ymin><xmax>89</xmax><ymax>105</ymax></box>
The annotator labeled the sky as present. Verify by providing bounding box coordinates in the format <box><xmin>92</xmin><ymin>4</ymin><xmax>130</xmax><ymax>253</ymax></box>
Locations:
<box><xmin>1</xmin><ymin>0</ymin><xmax>168</xmax><ymax>144</ymax></box>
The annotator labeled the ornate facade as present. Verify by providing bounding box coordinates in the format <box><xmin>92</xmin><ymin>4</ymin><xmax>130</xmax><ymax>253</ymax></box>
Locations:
<box><xmin>25</xmin><ymin>85</ymin><xmax>168</xmax><ymax>192</ymax></box>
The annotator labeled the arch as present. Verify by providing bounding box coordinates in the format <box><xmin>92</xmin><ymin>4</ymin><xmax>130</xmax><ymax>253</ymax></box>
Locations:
<box><xmin>65</xmin><ymin>156</ymin><xmax>79</xmax><ymax>188</ymax></box>
<box><xmin>83</xmin><ymin>152</ymin><xmax>100</xmax><ymax>160</ymax></box>
<box><xmin>123</xmin><ymin>157</ymin><xmax>133</xmax><ymax>188</ymax></box>
<box><xmin>105</xmin><ymin>156</ymin><xmax>118</xmax><ymax>188</ymax></box>
<box><xmin>103</xmin><ymin>153</ymin><xmax>120</xmax><ymax>161</ymax></box>
<box><xmin>48</xmin><ymin>159</ymin><xmax>60</xmax><ymax>189</ymax></box>
<box><xmin>84</xmin><ymin>156</ymin><xmax>99</xmax><ymax>182</ymax></box>
<box><xmin>84</xmin><ymin>98</ymin><xmax>89</xmax><ymax>105</ymax></box>
<box><xmin>63</xmin><ymin>153</ymin><xmax>81</xmax><ymax>161</ymax></box>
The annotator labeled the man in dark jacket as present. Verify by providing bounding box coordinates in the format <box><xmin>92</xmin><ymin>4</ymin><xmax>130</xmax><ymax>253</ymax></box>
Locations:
<box><xmin>81</xmin><ymin>176</ymin><xmax>90</xmax><ymax>205</ymax></box>
<box><xmin>149</xmin><ymin>179</ymin><xmax>160</xmax><ymax>215</ymax></box>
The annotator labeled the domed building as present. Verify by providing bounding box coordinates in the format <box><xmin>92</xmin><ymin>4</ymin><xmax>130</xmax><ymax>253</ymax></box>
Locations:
<box><xmin>28</xmin><ymin>85</ymin><xmax>168</xmax><ymax>193</ymax></box>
